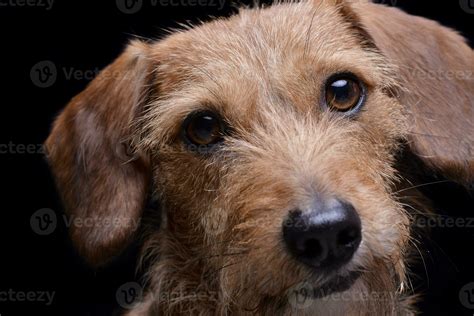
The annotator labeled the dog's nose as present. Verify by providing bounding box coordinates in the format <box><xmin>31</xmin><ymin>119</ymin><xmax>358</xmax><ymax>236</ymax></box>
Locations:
<box><xmin>283</xmin><ymin>199</ymin><xmax>361</xmax><ymax>271</ymax></box>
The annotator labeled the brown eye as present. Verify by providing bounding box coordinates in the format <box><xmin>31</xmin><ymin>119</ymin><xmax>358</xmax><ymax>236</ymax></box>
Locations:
<box><xmin>325</xmin><ymin>74</ymin><xmax>365</xmax><ymax>113</ymax></box>
<box><xmin>182</xmin><ymin>111</ymin><xmax>225</xmax><ymax>150</ymax></box>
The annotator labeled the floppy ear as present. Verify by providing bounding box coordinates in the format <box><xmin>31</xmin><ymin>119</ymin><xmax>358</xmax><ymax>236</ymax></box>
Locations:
<box><xmin>45</xmin><ymin>40</ymin><xmax>154</xmax><ymax>266</ymax></box>
<box><xmin>351</xmin><ymin>2</ymin><xmax>474</xmax><ymax>185</ymax></box>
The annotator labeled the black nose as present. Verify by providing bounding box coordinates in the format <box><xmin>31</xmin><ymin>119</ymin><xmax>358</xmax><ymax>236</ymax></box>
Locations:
<box><xmin>283</xmin><ymin>199</ymin><xmax>361</xmax><ymax>271</ymax></box>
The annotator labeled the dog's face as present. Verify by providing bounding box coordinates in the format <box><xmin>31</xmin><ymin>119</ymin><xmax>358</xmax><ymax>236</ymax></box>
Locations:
<box><xmin>45</xmin><ymin>0</ymin><xmax>473</xmax><ymax>314</ymax></box>
<box><xmin>143</xmin><ymin>1</ymin><xmax>408</xmax><ymax>308</ymax></box>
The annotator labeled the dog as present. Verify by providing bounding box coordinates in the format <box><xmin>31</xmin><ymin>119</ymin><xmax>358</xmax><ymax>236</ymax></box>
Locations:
<box><xmin>45</xmin><ymin>0</ymin><xmax>474</xmax><ymax>314</ymax></box>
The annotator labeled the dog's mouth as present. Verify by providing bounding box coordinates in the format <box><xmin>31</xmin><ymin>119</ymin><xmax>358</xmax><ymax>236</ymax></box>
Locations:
<box><xmin>315</xmin><ymin>271</ymin><xmax>361</xmax><ymax>298</ymax></box>
<box><xmin>305</xmin><ymin>271</ymin><xmax>361</xmax><ymax>299</ymax></box>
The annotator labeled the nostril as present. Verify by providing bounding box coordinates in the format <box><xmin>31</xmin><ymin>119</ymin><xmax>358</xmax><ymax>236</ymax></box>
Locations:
<box><xmin>301</xmin><ymin>238</ymin><xmax>322</xmax><ymax>259</ymax></box>
<box><xmin>337</xmin><ymin>226</ymin><xmax>361</xmax><ymax>247</ymax></box>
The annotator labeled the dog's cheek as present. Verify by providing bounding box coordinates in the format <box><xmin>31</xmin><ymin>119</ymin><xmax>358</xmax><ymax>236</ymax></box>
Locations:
<box><xmin>360</xmin><ymin>93</ymin><xmax>408</xmax><ymax>150</ymax></box>
<box><xmin>349</xmin><ymin>200</ymin><xmax>410</xmax><ymax>307</ymax></box>
<box><xmin>153</xmin><ymin>153</ymin><xmax>224</xmax><ymax>236</ymax></box>
<box><xmin>358</xmin><ymin>201</ymin><xmax>409</xmax><ymax>262</ymax></box>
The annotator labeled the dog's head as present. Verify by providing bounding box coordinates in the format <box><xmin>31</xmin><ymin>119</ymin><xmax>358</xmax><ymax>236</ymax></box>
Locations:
<box><xmin>45</xmin><ymin>0</ymin><xmax>473</xmax><ymax>313</ymax></box>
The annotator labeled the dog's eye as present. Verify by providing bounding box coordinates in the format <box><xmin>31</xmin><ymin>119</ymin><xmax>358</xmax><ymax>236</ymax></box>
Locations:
<box><xmin>182</xmin><ymin>111</ymin><xmax>225</xmax><ymax>149</ymax></box>
<box><xmin>325</xmin><ymin>74</ymin><xmax>366</xmax><ymax>113</ymax></box>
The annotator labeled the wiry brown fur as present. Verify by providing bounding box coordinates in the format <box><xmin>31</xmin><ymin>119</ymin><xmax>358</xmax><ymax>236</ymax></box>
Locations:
<box><xmin>45</xmin><ymin>1</ymin><xmax>473</xmax><ymax>315</ymax></box>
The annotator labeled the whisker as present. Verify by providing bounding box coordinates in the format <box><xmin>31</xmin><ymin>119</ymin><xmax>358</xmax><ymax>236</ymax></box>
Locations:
<box><xmin>394</xmin><ymin>180</ymin><xmax>450</xmax><ymax>194</ymax></box>
<box><xmin>409</xmin><ymin>239</ymin><xmax>429</xmax><ymax>288</ymax></box>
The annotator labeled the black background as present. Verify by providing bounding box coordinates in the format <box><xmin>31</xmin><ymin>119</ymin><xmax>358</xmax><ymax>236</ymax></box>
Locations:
<box><xmin>1</xmin><ymin>1</ymin><xmax>473</xmax><ymax>315</ymax></box>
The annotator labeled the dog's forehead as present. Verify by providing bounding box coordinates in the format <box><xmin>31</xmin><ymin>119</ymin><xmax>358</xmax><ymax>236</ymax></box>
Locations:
<box><xmin>155</xmin><ymin>2</ymin><xmax>360</xmax><ymax>77</ymax></box>
<box><xmin>150</xmin><ymin>1</ymin><xmax>376</xmax><ymax>121</ymax></box>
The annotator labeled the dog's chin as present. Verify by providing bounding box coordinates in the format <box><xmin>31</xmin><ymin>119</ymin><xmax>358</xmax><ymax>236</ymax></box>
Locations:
<box><xmin>311</xmin><ymin>271</ymin><xmax>361</xmax><ymax>299</ymax></box>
